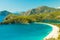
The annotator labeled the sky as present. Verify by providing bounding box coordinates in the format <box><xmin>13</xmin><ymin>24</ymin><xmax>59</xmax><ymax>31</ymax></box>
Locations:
<box><xmin>0</xmin><ymin>0</ymin><xmax>60</xmax><ymax>12</ymax></box>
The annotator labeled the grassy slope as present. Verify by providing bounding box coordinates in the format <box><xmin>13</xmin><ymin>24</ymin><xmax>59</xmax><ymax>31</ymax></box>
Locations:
<box><xmin>2</xmin><ymin>11</ymin><xmax>60</xmax><ymax>24</ymax></box>
<box><xmin>1</xmin><ymin>7</ymin><xmax>60</xmax><ymax>40</ymax></box>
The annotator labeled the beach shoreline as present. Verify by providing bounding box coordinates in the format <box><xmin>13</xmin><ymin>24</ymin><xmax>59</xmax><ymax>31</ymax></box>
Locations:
<box><xmin>42</xmin><ymin>23</ymin><xmax>59</xmax><ymax>40</ymax></box>
<box><xmin>34</xmin><ymin>22</ymin><xmax>59</xmax><ymax>40</ymax></box>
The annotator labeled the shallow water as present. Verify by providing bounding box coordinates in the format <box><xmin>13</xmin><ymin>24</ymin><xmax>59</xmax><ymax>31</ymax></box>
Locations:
<box><xmin>0</xmin><ymin>24</ymin><xmax>52</xmax><ymax>40</ymax></box>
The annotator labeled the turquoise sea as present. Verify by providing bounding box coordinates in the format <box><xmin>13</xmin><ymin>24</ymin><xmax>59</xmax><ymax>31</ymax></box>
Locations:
<box><xmin>0</xmin><ymin>24</ymin><xmax>52</xmax><ymax>40</ymax></box>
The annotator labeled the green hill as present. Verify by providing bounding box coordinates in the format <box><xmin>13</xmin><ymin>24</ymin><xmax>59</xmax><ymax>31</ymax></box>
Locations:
<box><xmin>22</xmin><ymin>6</ymin><xmax>60</xmax><ymax>15</ymax></box>
<box><xmin>1</xmin><ymin>6</ymin><xmax>60</xmax><ymax>24</ymax></box>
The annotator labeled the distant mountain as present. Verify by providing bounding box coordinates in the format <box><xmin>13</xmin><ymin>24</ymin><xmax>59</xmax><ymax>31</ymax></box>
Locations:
<box><xmin>2</xmin><ymin>6</ymin><xmax>60</xmax><ymax>24</ymax></box>
<box><xmin>19</xmin><ymin>12</ymin><xmax>26</xmax><ymax>15</ymax></box>
<box><xmin>23</xmin><ymin>6</ymin><xmax>60</xmax><ymax>15</ymax></box>
<box><xmin>0</xmin><ymin>10</ymin><xmax>11</xmax><ymax>16</ymax></box>
<box><xmin>0</xmin><ymin>10</ymin><xmax>12</xmax><ymax>22</ymax></box>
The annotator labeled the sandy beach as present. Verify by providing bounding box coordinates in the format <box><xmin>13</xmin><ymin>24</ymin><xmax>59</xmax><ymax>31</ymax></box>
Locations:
<box><xmin>43</xmin><ymin>23</ymin><xmax>59</xmax><ymax>40</ymax></box>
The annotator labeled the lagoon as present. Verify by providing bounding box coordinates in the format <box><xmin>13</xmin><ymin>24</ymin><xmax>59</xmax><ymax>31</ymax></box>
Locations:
<box><xmin>0</xmin><ymin>24</ymin><xmax>52</xmax><ymax>40</ymax></box>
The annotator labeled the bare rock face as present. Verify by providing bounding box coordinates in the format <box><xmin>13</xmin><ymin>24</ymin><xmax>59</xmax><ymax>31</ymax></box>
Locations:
<box><xmin>24</xmin><ymin>6</ymin><xmax>59</xmax><ymax>15</ymax></box>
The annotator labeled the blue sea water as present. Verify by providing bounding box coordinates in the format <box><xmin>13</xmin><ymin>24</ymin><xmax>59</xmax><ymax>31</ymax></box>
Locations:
<box><xmin>0</xmin><ymin>16</ymin><xmax>5</xmax><ymax>22</ymax></box>
<box><xmin>0</xmin><ymin>24</ymin><xmax>52</xmax><ymax>40</ymax></box>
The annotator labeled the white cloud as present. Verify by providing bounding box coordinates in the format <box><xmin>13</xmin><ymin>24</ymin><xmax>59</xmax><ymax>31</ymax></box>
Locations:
<box><xmin>56</xmin><ymin>7</ymin><xmax>60</xmax><ymax>9</ymax></box>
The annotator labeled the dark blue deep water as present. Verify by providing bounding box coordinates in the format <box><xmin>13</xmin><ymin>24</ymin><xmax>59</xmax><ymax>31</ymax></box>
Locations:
<box><xmin>0</xmin><ymin>24</ymin><xmax>52</xmax><ymax>40</ymax></box>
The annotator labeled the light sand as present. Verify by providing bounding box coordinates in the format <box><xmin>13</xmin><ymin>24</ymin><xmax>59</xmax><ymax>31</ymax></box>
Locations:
<box><xmin>34</xmin><ymin>22</ymin><xmax>59</xmax><ymax>40</ymax></box>
<box><xmin>43</xmin><ymin>23</ymin><xmax>59</xmax><ymax>40</ymax></box>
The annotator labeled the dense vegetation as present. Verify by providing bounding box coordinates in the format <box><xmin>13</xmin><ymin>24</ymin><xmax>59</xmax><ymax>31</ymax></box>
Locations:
<box><xmin>1</xmin><ymin>11</ymin><xmax>60</xmax><ymax>24</ymax></box>
<box><xmin>0</xmin><ymin>6</ymin><xmax>60</xmax><ymax>24</ymax></box>
<box><xmin>0</xmin><ymin>6</ymin><xmax>60</xmax><ymax>40</ymax></box>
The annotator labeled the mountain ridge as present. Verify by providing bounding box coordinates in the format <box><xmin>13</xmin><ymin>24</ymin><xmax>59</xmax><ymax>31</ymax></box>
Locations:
<box><xmin>0</xmin><ymin>6</ymin><xmax>60</xmax><ymax>16</ymax></box>
<box><xmin>0</xmin><ymin>10</ymin><xmax>12</xmax><ymax>16</ymax></box>
<box><xmin>22</xmin><ymin>6</ymin><xmax>60</xmax><ymax>15</ymax></box>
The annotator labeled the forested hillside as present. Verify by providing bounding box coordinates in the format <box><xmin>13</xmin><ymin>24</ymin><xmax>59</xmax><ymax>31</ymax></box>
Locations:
<box><xmin>1</xmin><ymin>6</ymin><xmax>60</xmax><ymax>24</ymax></box>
